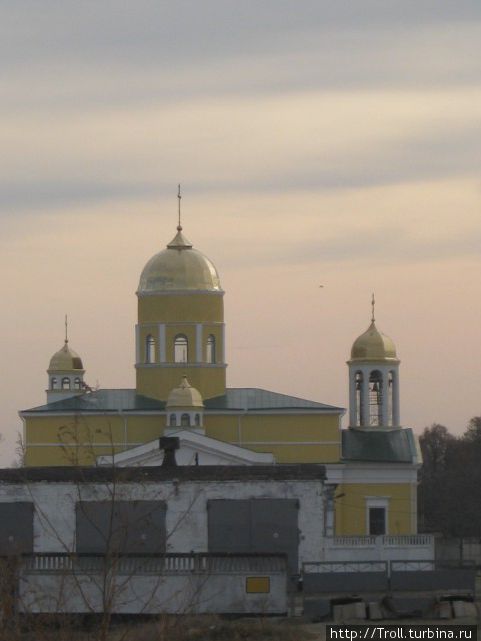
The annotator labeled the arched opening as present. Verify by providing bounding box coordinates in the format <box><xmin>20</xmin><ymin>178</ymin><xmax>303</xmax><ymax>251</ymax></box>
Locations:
<box><xmin>61</xmin><ymin>377</ymin><xmax>71</xmax><ymax>391</ymax></box>
<box><xmin>181</xmin><ymin>413</ymin><xmax>190</xmax><ymax>427</ymax></box>
<box><xmin>174</xmin><ymin>335</ymin><xmax>188</xmax><ymax>363</ymax></box>
<box><xmin>51</xmin><ymin>377</ymin><xmax>59</xmax><ymax>390</ymax></box>
<box><xmin>145</xmin><ymin>334</ymin><xmax>156</xmax><ymax>364</ymax></box>
<box><xmin>194</xmin><ymin>413</ymin><xmax>201</xmax><ymax>426</ymax></box>
<box><xmin>206</xmin><ymin>335</ymin><xmax>216</xmax><ymax>363</ymax></box>
<box><xmin>169</xmin><ymin>414</ymin><xmax>177</xmax><ymax>427</ymax></box>
<box><xmin>74</xmin><ymin>377</ymin><xmax>82</xmax><ymax>390</ymax></box>
<box><xmin>369</xmin><ymin>370</ymin><xmax>383</xmax><ymax>426</ymax></box>
<box><xmin>355</xmin><ymin>371</ymin><xmax>363</xmax><ymax>426</ymax></box>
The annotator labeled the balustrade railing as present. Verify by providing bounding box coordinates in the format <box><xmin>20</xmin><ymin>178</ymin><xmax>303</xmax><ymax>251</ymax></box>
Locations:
<box><xmin>21</xmin><ymin>553</ymin><xmax>286</xmax><ymax>576</ymax></box>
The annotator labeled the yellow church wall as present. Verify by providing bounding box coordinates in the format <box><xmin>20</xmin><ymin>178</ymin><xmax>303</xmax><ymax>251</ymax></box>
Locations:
<box><xmin>136</xmin><ymin>366</ymin><xmax>226</xmax><ymax>401</ymax></box>
<box><xmin>24</xmin><ymin>413</ymin><xmax>164</xmax><ymax>467</ymax></box>
<box><xmin>334</xmin><ymin>483</ymin><xmax>414</xmax><ymax>535</ymax></box>
<box><xmin>25</xmin><ymin>409</ymin><xmax>342</xmax><ymax>466</ymax></box>
<box><xmin>24</xmin><ymin>443</ymin><xmax>127</xmax><ymax>467</ymax></box>
<box><xmin>204</xmin><ymin>413</ymin><xmax>341</xmax><ymax>462</ymax></box>
<box><xmin>138</xmin><ymin>293</ymin><xmax>223</xmax><ymax>324</ymax></box>
<box><xmin>126</xmin><ymin>415</ymin><xmax>165</xmax><ymax>443</ymax></box>
<box><xmin>24</xmin><ymin>415</ymin><xmax>125</xmax><ymax>445</ymax></box>
<box><xmin>247</xmin><ymin>443</ymin><xmax>341</xmax><ymax>463</ymax></box>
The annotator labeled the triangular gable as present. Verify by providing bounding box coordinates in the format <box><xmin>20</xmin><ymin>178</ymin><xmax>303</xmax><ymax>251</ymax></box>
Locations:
<box><xmin>98</xmin><ymin>430</ymin><xmax>275</xmax><ymax>467</ymax></box>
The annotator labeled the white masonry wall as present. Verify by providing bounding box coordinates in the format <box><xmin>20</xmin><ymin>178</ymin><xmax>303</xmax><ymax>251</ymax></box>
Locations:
<box><xmin>0</xmin><ymin>477</ymin><xmax>324</xmax><ymax>569</ymax></box>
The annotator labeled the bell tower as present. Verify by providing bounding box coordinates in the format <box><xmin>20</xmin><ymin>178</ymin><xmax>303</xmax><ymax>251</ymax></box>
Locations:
<box><xmin>347</xmin><ymin>296</ymin><xmax>400</xmax><ymax>429</ymax></box>
<box><xmin>135</xmin><ymin>190</ymin><xmax>226</xmax><ymax>401</ymax></box>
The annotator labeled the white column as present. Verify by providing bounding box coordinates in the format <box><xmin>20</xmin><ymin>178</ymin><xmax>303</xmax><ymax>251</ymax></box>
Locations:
<box><xmin>361</xmin><ymin>368</ymin><xmax>370</xmax><ymax>427</ymax></box>
<box><xmin>392</xmin><ymin>369</ymin><xmax>400</xmax><ymax>427</ymax></box>
<box><xmin>381</xmin><ymin>368</ymin><xmax>389</xmax><ymax>427</ymax></box>
<box><xmin>135</xmin><ymin>325</ymin><xmax>140</xmax><ymax>364</ymax></box>
<box><xmin>221</xmin><ymin>323</ymin><xmax>225</xmax><ymax>364</ymax></box>
<box><xmin>348</xmin><ymin>367</ymin><xmax>357</xmax><ymax>427</ymax></box>
<box><xmin>158</xmin><ymin>324</ymin><xmax>166</xmax><ymax>363</ymax></box>
<box><xmin>196</xmin><ymin>323</ymin><xmax>203</xmax><ymax>363</ymax></box>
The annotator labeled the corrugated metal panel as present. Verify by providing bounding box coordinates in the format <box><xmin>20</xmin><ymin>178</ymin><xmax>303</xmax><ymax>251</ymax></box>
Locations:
<box><xmin>207</xmin><ymin>499</ymin><xmax>299</xmax><ymax>574</ymax></box>
<box><xmin>76</xmin><ymin>500</ymin><xmax>166</xmax><ymax>554</ymax></box>
<box><xmin>0</xmin><ymin>502</ymin><xmax>34</xmax><ymax>554</ymax></box>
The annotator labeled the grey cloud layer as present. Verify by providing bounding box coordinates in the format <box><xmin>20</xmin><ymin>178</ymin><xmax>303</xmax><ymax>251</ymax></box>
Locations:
<box><xmin>0</xmin><ymin>2</ymin><xmax>480</xmax><ymax>215</ymax></box>
<box><xmin>2</xmin><ymin>1</ymin><xmax>480</xmax><ymax>69</ymax></box>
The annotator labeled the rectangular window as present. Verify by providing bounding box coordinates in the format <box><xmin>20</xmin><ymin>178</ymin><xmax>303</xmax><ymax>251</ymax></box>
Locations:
<box><xmin>369</xmin><ymin>507</ymin><xmax>386</xmax><ymax>535</ymax></box>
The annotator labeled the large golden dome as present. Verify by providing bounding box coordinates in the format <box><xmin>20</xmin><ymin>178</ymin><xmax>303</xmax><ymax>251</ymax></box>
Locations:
<box><xmin>48</xmin><ymin>341</ymin><xmax>84</xmax><ymax>371</ymax></box>
<box><xmin>138</xmin><ymin>227</ymin><xmax>222</xmax><ymax>294</ymax></box>
<box><xmin>350</xmin><ymin>321</ymin><xmax>398</xmax><ymax>362</ymax></box>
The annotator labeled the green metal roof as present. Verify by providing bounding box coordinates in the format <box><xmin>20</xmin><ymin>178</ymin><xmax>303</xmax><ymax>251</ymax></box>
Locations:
<box><xmin>204</xmin><ymin>388</ymin><xmax>342</xmax><ymax>412</ymax></box>
<box><xmin>341</xmin><ymin>428</ymin><xmax>418</xmax><ymax>463</ymax></box>
<box><xmin>22</xmin><ymin>388</ymin><xmax>343</xmax><ymax>414</ymax></box>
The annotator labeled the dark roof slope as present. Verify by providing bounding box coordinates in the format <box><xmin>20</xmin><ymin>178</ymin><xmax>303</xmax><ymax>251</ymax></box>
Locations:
<box><xmin>22</xmin><ymin>388</ymin><xmax>343</xmax><ymax>414</ymax></box>
<box><xmin>341</xmin><ymin>428</ymin><xmax>418</xmax><ymax>463</ymax></box>
<box><xmin>0</xmin><ymin>464</ymin><xmax>325</xmax><ymax>483</ymax></box>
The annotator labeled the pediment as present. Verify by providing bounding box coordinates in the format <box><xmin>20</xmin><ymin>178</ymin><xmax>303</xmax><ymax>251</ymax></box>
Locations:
<box><xmin>98</xmin><ymin>430</ymin><xmax>275</xmax><ymax>467</ymax></box>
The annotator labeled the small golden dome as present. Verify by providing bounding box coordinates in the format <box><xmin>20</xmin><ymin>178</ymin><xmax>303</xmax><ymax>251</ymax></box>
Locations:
<box><xmin>350</xmin><ymin>321</ymin><xmax>398</xmax><ymax>362</ymax></box>
<box><xmin>138</xmin><ymin>227</ymin><xmax>221</xmax><ymax>293</ymax></box>
<box><xmin>166</xmin><ymin>376</ymin><xmax>204</xmax><ymax>408</ymax></box>
<box><xmin>48</xmin><ymin>341</ymin><xmax>84</xmax><ymax>371</ymax></box>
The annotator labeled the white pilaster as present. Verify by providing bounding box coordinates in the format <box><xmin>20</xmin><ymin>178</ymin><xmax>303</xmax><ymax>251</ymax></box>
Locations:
<box><xmin>221</xmin><ymin>323</ymin><xmax>225</xmax><ymax>364</ymax></box>
<box><xmin>196</xmin><ymin>324</ymin><xmax>203</xmax><ymax>363</ymax></box>
<box><xmin>381</xmin><ymin>372</ymin><xmax>389</xmax><ymax>427</ymax></box>
<box><xmin>158</xmin><ymin>324</ymin><xmax>166</xmax><ymax>363</ymax></box>
<box><xmin>135</xmin><ymin>325</ymin><xmax>140</xmax><ymax>364</ymax></box>
<box><xmin>348</xmin><ymin>368</ymin><xmax>357</xmax><ymax>427</ymax></box>
<box><xmin>392</xmin><ymin>370</ymin><xmax>400</xmax><ymax>427</ymax></box>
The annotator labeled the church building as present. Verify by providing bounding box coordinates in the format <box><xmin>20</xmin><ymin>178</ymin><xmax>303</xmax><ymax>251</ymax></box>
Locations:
<box><xmin>21</xmin><ymin>211</ymin><xmax>420</xmax><ymax>537</ymax></box>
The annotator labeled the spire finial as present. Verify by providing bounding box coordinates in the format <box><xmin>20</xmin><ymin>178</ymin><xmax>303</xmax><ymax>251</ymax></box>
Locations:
<box><xmin>177</xmin><ymin>184</ymin><xmax>182</xmax><ymax>231</ymax></box>
<box><xmin>371</xmin><ymin>293</ymin><xmax>375</xmax><ymax>323</ymax></box>
<box><xmin>65</xmin><ymin>314</ymin><xmax>68</xmax><ymax>344</ymax></box>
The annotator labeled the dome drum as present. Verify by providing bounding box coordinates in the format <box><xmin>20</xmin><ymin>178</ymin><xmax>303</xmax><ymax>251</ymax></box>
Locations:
<box><xmin>136</xmin><ymin>226</ymin><xmax>226</xmax><ymax>401</ymax></box>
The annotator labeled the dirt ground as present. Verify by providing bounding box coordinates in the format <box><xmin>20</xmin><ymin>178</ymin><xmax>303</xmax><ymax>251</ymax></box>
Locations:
<box><xmin>2</xmin><ymin>616</ymin><xmax>479</xmax><ymax>641</ymax></box>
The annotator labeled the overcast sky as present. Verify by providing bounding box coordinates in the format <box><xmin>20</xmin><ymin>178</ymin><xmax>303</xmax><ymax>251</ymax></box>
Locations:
<box><xmin>1</xmin><ymin>1</ymin><xmax>480</xmax><ymax>464</ymax></box>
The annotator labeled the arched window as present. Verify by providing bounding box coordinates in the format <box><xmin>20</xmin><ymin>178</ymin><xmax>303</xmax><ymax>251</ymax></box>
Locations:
<box><xmin>181</xmin><ymin>413</ymin><xmax>190</xmax><ymax>427</ymax></box>
<box><xmin>355</xmin><ymin>371</ymin><xmax>363</xmax><ymax>426</ymax></box>
<box><xmin>145</xmin><ymin>334</ymin><xmax>156</xmax><ymax>364</ymax></box>
<box><xmin>369</xmin><ymin>370</ymin><xmax>383</xmax><ymax>426</ymax></box>
<box><xmin>206</xmin><ymin>334</ymin><xmax>216</xmax><ymax>363</ymax></box>
<box><xmin>195</xmin><ymin>413</ymin><xmax>201</xmax><ymax>427</ymax></box>
<box><xmin>61</xmin><ymin>377</ymin><xmax>71</xmax><ymax>390</ymax></box>
<box><xmin>74</xmin><ymin>377</ymin><xmax>82</xmax><ymax>390</ymax></box>
<box><xmin>169</xmin><ymin>414</ymin><xmax>177</xmax><ymax>427</ymax></box>
<box><xmin>51</xmin><ymin>377</ymin><xmax>59</xmax><ymax>390</ymax></box>
<box><xmin>174</xmin><ymin>334</ymin><xmax>188</xmax><ymax>363</ymax></box>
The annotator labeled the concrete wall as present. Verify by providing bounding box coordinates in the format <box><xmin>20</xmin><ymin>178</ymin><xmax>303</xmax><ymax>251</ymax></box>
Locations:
<box><xmin>19</xmin><ymin>556</ymin><xmax>287</xmax><ymax>615</ymax></box>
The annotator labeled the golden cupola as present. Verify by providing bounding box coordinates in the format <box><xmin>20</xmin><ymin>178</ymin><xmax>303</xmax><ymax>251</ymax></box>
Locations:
<box><xmin>165</xmin><ymin>376</ymin><xmax>205</xmax><ymax>432</ymax></box>
<box><xmin>350</xmin><ymin>321</ymin><xmax>398</xmax><ymax>362</ymax></box>
<box><xmin>46</xmin><ymin>318</ymin><xmax>85</xmax><ymax>403</ymax></box>
<box><xmin>135</xmin><ymin>189</ymin><xmax>226</xmax><ymax>402</ymax></box>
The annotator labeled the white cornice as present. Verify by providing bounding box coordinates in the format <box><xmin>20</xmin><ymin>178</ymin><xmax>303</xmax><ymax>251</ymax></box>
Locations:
<box><xmin>137</xmin><ymin>290</ymin><xmax>224</xmax><ymax>298</ymax></box>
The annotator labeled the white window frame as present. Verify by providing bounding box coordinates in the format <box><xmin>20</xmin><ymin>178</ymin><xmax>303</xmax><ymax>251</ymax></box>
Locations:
<box><xmin>365</xmin><ymin>497</ymin><xmax>389</xmax><ymax>536</ymax></box>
